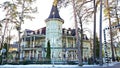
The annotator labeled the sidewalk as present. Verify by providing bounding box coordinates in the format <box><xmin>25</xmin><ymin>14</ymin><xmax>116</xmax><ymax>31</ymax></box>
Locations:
<box><xmin>82</xmin><ymin>62</ymin><xmax>119</xmax><ymax>68</ymax></box>
<box><xmin>0</xmin><ymin>62</ymin><xmax>119</xmax><ymax>68</ymax></box>
<box><xmin>101</xmin><ymin>61</ymin><xmax>119</xmax><ymax>67</ymax></box>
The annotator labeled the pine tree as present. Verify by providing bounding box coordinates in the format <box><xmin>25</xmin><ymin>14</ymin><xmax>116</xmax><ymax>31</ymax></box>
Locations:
<box><xmin>95</xmin><ymin>36</ymin><xmax>100</xmax><ymax>64</ymax></box>
<box><xmin>3</xmin><ymin>43</ymin><xmax>8</xmax><ymax>58</ymax></box>
<box><xmin>96</xmin><ymin>36</ymin><xmax>100</xmax><ymax>58</ymax></box>
<box><xmin>46</xmin><ymin>40</ymin><xmax>51</xmax><ymax>63</ymax></box>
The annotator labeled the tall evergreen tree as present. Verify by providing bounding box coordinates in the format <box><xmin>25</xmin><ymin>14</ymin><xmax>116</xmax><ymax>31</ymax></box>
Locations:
<box><xmin>3</xmin><ymin>43</ymin><xmax>8</xmax><ymax>59</ymax></box>
<box><xmin>46</xmin><ymin>40</ymin><xmax>51</xmax><ymax>63</ymax></box>
<box><xmin>95</xmin><ymin>36</ymin><xmax>100</xmax><ymax>59</ymax></box>
<box><xmin>0</xmin><ymin>0</ymin><xmax>37</xmax><ymax>60</ymax></box>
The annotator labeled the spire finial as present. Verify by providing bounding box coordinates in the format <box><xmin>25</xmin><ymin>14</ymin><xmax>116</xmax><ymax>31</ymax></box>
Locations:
<box><xmin>53</xmin><ymin>0</ymin><xmax>58</xmax><ymax>6</ymax></box>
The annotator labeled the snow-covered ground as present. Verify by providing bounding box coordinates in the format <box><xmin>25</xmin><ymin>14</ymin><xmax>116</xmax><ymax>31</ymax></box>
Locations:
<box><xmin>0</xmin><ymin>62</ymin><xmax>119</xmax><ymax>68</ymax></box>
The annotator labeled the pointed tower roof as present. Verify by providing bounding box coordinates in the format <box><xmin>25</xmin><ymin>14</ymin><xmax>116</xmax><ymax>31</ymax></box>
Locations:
<box><xmin>48</xmin><ymin>5</ymin><xmax>61</xmax><ymax>19</ymax></box>
<box><xmin>45</xmin><ymin>0</ymin><xmax>64</xmax><ymax>23</ymax></box>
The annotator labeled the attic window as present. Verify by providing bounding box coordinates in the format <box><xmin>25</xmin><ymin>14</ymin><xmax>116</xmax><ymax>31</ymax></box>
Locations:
<box><xmin>68</xmin><ymin>30</ymin><xmax>71</xmax><ymax>35</ymax></box>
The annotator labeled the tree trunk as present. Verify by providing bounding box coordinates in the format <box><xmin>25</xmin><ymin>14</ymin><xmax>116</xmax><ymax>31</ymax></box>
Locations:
<box><xmin>114</xmin><ymin>0</ymin><xmax>120</xmax><ymax>31</ymax></box>
<box><xmin>93</xmin><ymin>0</ymin><xmax>97</xmax><ymax>64</ymax></box>
<box><xmin>0</xmin><ymin>19</ymin><xmax>9</xmax><ymax>64</ymax></box>
<box><xmin>106</xmin><ymin>0</ymin><xmax>115</xmax><ymax>61</ymax></box>
<box><xmin>72</xmin><ymin>0</ymin><xmax>82</xmax><ymax>66</ymax></box>
<box><xmin>1</xmin><ymin>21</ymin><xmax>8</xmax><ymax>48</ymax></box>
<box><xmin>99</xmin><ymin>0</ymin><xmax>103</xmax><ymax>65</ymax></box>
<box><xmin>18</xmin><ymin>0</ymin><xmax>25</xmax><ymax>61</ymax></box>
<box><xmin>79</xmin><ymin>17</ymin><xmax>83</xmax><ymax>60</ymax></box>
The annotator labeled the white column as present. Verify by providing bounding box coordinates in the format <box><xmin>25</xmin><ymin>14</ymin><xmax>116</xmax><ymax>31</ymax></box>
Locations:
<box><xmin>33</xmin><ymin>36</ymin><xmax>35</xmax><ymax>58</ymax></box>
<box><xmin>76</xmin><ymin>51</ymin><xmax>77</xmax><ymax>60</ymax></box>
<box><xmin>29</xmin><ymin>36</ymin><xmax>32</xmax><ymax>60</ymax></box>
<box><xmin>29</xmin><ymin>51</ymin><xmax>31</xmax><ymax>60</ymax></box>
<box><xmin>66</xmin><ymin>37</ymin><xmax>68</xmax><ymax>47</ymax></box>
<box><xmin>32</xmin><ymin>50</ymin><xmax>34</xmax><ymax>58</ymax></box>
<box><xmin>33</xmin><ymin>36</ymin><xmax>35</xmax><ymax>47</ymax></box>
<box><xmin>36</xmin><ymin>50</ymin><xmax>38</xmax><ymax>60</ymax></box>
<box><xmin>20</xmin><ymin>38</ymin><xmax>24</xmax><ymax>60</ymax></box>
<box><xmin>73</xmin><ymin>37</ymin><xmax>75</xmax><ymax>47</ymax></box>
<box><xmin>30</xmin><ymin>36</ymin><xmax>32</xmax><ymax>47</ymax></box>
<box><xmin>71</xmin><ymin>52</ymin><xmax>73</xmax><ymax>60</ymax></box>
<box><xmin>23</xmin><ymin>51</ymin><xmax>25</xmax><ymax>59</ymax></box>
<box><xmin>22</xmin><ymin>37</ymin><xmax>25</xmax><ymax>59</ymax></box>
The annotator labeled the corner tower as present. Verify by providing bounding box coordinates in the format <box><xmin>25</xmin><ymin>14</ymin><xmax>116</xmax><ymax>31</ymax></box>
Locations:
<box><xmin>45</xmin><ymin>0</ymin><xmax>64</xmax><ymax>61</ymax></box>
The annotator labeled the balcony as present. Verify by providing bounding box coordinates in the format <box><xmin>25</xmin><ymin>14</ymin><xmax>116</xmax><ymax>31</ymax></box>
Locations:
<box><xmin>22</xmin><ymin>46</ymin><xmax>42</xmax><ymax>51</ymax></box>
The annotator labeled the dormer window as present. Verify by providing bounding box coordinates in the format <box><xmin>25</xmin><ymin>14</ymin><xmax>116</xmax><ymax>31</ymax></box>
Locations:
<box><xmin>68</xmin><ymin>30</ymin><xmax>71</xmax><ymax>35</ymax></box>
<box><xmin>35</xmin><ymin>30</ymin><xmax>37</xmax><ymax>34</ymax></box>
<box><xmin>24</xmin><ymin>31</ymin><xmax>27</xmax><ymax>36</ymax></box>
<box><xmin>37</xmin><ymin>30</ymin><xmax>39</xmax><ymax>34</ymax></box>
<box><xmin>39</xmin><ymin>29</ymin><xmax>41</xmax><ymax>35</ymax></box>
<box><xmin>64</xmin><ymin>29</ymin><xmax>67</xmax><ymax>35</ymax></box>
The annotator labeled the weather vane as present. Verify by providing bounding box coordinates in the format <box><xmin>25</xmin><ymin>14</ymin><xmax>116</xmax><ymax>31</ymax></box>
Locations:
<box><xmin>53</xmin><ymin>0</ymin><xmax>58</xmax><ymax>6</ymax></box>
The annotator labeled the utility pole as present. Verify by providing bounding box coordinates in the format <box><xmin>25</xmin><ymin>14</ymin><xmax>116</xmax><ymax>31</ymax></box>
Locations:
<box><xmin>72</xmin><ymin>0</ymin><xmax>82</xmax><ymax>66</ymax></box>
